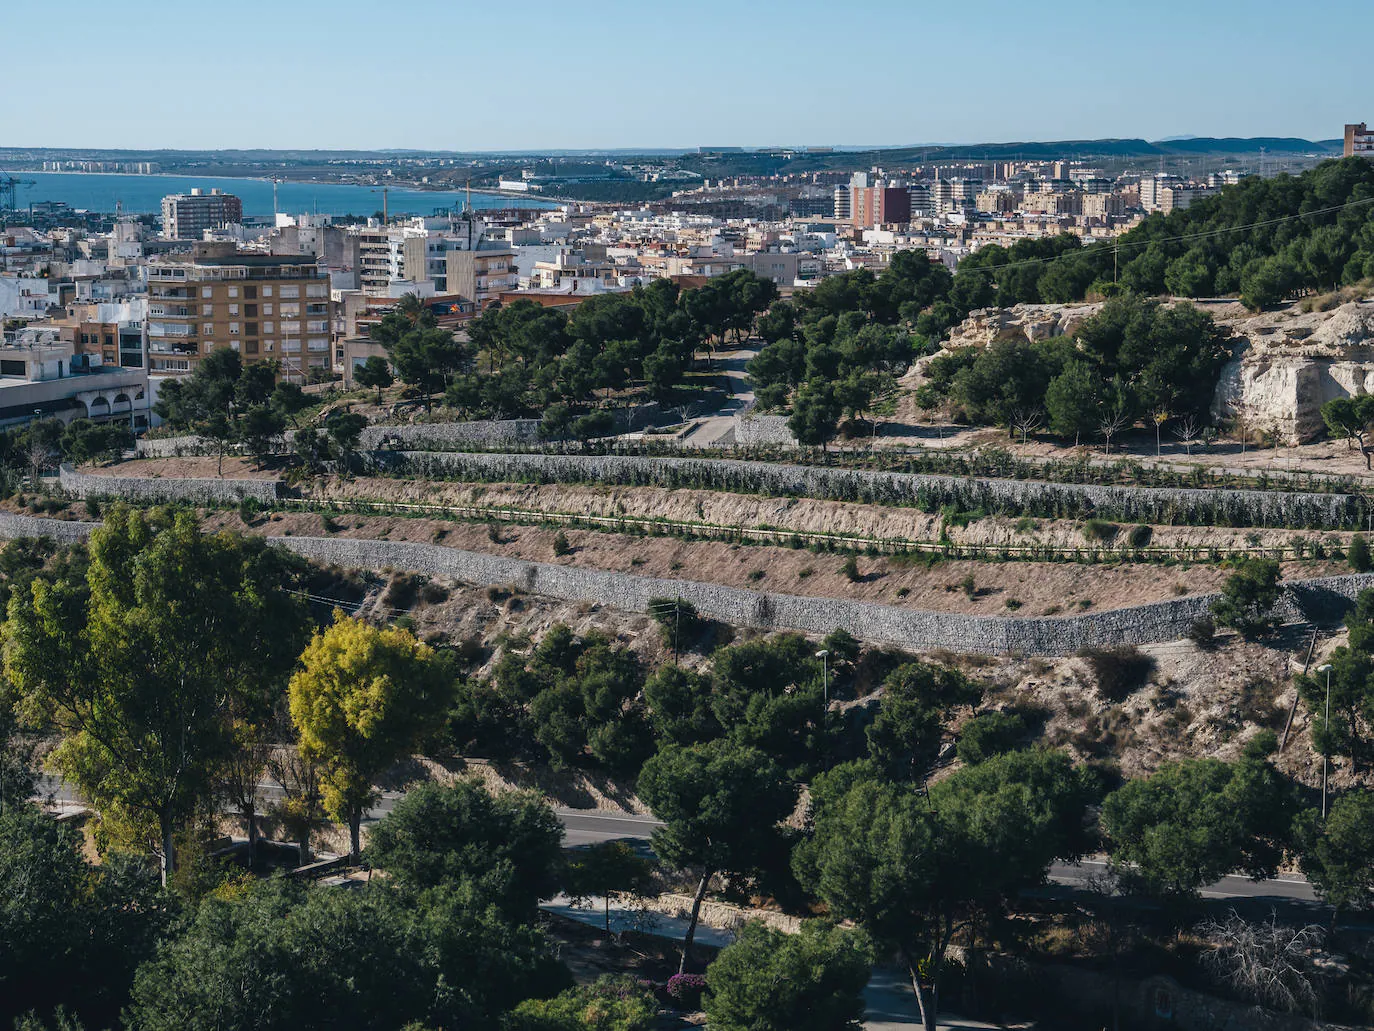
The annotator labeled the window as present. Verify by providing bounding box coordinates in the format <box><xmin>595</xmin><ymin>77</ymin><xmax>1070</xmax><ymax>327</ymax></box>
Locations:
<box><xmin>263</xmin><ymin>286</ymin><xmax>273</xmax><ymax>297</ymax></box>
<box><xmin>202</xmin><ymin>304</ymin><xmax>213</xmax><ymax>316</ymax></box>
<box><xmin>228</xmin><ymin>304</ymin><xmax>239</xmax><ymax>316</ymax></box>
<box><xmin>229</xmin><ymin>322</ymin><xmax>240</xmax><ymax>334</ymax></box>
<box><xmin>263</xmin><ymin>304</ymin><xmax>273</xmax><ymax>315</ymax></box>
<box><xmin>306</xmin><ymin>320</ymin><xmax>327</xmax><ymax>334</ymax></box>
<box><xmin>279</xmin><ymin>286</ymin><xmax>300</xmax><ymax>299</ymax></box>
<box><xmin>244</xmin><ymin>285</ymin><xmax>257</xmax><ymax>299</ymax></box>
<box><xmin>264</xmin><ymin>340</ymin><xmax>275</xmax><ymax>352</ymax></box>
<box><xmin>308</xmin><ymin>338</ymin><xmax>328</xmax><ymax>352</ymax></box>
<box><xmin>202</xmin><ymin>323</ymin><xmax>214</xmax><ymax>336</ymax></box>
<box><xmin>245</xmin><ymin>340</ymin><xmax>258</xmax><ymax>355</ymax></box>
<box><xmin>306</xmin><ymin>283</ymin><xmax>328</xmax><ymax>298</ymax></box>
<box><xmin>282</xmin><ymin>340</ymin><xmax>300</xmax><ymax>353</ymax></box>
<box><xmin>201</xmin><ymin>287</ymin><xmax>212</xmax><ymax>298</ymax></box>
<box><xmin>280</xmin><ymin>303</ymin><xmax>300</xmax><ymax>316</ymax></box>
<box><xmin>263</xmin><ymin>321</ymin><xmax>275</xmax><ymax>333</ymax></box>
<box><xmin>280</xmin><ymin>321</ymin><xmax>301</xmax><ymax>334</ymax></box>
<box><xmin>245</xmin><ymin>304</ymin><xmax>258</xmax><ymax>317</ymax></box>
<box><xmin>228</xmin><ymin>286</ymin><xmax>239</xmax><ymax>298</ymax></box>
<box><xmin>246</xmin><ymin>322</ymin><xmax>258</xmax><ymax>336</ymax></box>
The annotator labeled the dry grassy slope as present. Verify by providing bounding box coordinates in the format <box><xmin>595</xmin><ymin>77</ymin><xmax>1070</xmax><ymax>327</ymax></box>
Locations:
<box><xmin>203</xmin><ymin>506</ymin><xmax>1345</xmax><ymax>617</ymax></box>
<box><xmin>346</xmin><ymin>572</ymin><xmax>1345</xmax><ymax>806</ymax></box>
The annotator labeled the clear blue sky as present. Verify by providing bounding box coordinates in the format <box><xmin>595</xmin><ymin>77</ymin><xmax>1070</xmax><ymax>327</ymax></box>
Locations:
<box><xmin>9</xmin><ymin>0</ymin><xmax>1372</xmax><ymax>151</ymax></box>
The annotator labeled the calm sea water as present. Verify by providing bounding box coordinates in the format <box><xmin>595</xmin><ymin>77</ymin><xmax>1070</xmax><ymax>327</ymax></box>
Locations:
<box><xmin>11</xmin><ymin>172</ymin><xmax>558</xmax><ymax>217</ymax></box>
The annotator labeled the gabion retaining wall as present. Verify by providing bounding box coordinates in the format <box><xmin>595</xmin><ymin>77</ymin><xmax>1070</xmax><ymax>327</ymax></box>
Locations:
<box><xmin>377</xmin><ymin>450</ymin><xmax>1368</xmax><ymax>529</ymax></box>
<box><xmin>733</xmin><ymin>414</ymin><xmax>798</xmax><ymax>446</ymax></box>
<box><xmin>59</xmin><ymin>465</ymin><xmax>281</xmax><ymax>505</ymax></box>
<box><xmin>0</xmin><ymin>513</ymin><xmax>99</xmax><ymax>544</ymax></box>
<box><xmin>360</xmin><ymin>404</ymin><xmax>670</xmax><ymax>452</ymax></box>
<box><xmin>1</xmin><ymin>514</ymin><xmax>1367</xmax><ymax>655</ymax></box>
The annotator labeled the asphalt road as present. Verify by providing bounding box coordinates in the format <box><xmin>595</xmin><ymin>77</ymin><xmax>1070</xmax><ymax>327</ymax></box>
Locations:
<box><xmin>38</xmin><ymin>776</ymin><xmax>1337</xmax><ymax>920</ymax></box>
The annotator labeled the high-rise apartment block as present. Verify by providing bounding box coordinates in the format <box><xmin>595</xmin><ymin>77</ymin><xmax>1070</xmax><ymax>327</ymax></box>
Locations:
<box><xmin>160</xmin><ymin>189</ymin><xmax>243</xmax><ymax>240</ymax></box>
<box><xmin>146</xmin><ymin>248</ymin><xmax>332</xmax><ymax>380</ymax></box>
<box><xmin>1345</xmin><ymin>123</ymin><xmax>1374</xmax><ymax>159</ymax></box>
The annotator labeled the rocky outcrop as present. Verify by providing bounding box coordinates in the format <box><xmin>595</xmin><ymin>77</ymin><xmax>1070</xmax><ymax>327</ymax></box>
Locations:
<box><xmin>1213</xmin><ymin>301</ymin><xmax>1374</xmax><ymax>442</ymax></box>
<box><xmin>942</xmin><ymin>302</ymin><xmax>1103</xmax><ymax>350</ymax></box>
<box><xmin>924</xmin><ymin>297</ymin><xmax>1374</xmax><ymax>444</ymax></box>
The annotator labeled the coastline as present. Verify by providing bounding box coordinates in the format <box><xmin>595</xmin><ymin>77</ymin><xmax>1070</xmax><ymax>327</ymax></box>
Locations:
<box><xmin>8</xmin><ymin>168</ymin><xmax>556</xmax><ymax>203</ymax></box>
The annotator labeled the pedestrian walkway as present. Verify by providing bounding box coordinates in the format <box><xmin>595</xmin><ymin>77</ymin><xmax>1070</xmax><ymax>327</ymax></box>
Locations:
<box><xmin>541</xmin><ymin>894</ymin><xmax>1017</xmax><ymax>1030</ymax></box>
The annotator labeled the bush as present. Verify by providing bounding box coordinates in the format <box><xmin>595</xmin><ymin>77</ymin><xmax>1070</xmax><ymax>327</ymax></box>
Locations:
<box><xmin>1079</xmin><ymin>645</ymin><xmax>1156</xmax><ymax>702</ymax></box>
<box><xmin>957</xmin><ymin>711</ymin><xmax>1027</xmax><ymax>765</ymax></box>
<box><xmin>238</xmin><ymin>497</ymin><xmax>260</xmax><ymax>524</ymax></box>
<box><xmin>1211</xmin><ymin>557</ymin><xmax>1283</xmax><ymax>638</ymax></box>
<box><xmin>383</xmin><ymin>573</ymin><xmax>424</xmax><ymax>610</ymax></box>
<box><xmin>1083</xmin><ymin>518</ymin><xmax>1118</xmax><ymax>542</ymax></box>
<box><xmin>841</xmin><ymin>554</ymin><xmax>860</xmax><ymax>582</ymax></box>
<box><xmin>84</xmin><ymin>498</ymin><xmax>101</xmax><ymax>518</ymax></box>
<box><xmin>1350</xmin><ymin>534</ymin><xmax>1371</xmax><ymax>572</ymax></box>
<box><xmin>552</xmin><ymin>530</ymin><xmax>572</xmax><ymax>557</ymax></box>
<box><xmin>1188</xmin><ymin>616</ymin><xmax>1217</xmax><ymax>648</ymax></box>
<box><xmin>1128</xmin><ymin>523</ymin><xmax>1153</xmax><ymax>548</ymax></box>
<box><xmin>648</xmin><ymin>597</ymin><xmax>703</xmax><ymax>651</ymax></box>
<box><xmin>666</xmin><ymin>973</ymin><xmax>707</xmax><ymax>1010</ymax></box>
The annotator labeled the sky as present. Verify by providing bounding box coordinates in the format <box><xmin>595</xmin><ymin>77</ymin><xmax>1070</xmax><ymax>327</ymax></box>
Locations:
<box><xmin>7</xmin><ymin>0</ymin><xmax>1373</xmax><ymax>152</ymax></box>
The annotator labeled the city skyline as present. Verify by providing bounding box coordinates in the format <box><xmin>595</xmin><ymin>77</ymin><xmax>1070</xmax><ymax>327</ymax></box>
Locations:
<box><xmin>6</xmin><ymin>0</ymin><xmax>1371</xmax><ymax>151</ymax></box>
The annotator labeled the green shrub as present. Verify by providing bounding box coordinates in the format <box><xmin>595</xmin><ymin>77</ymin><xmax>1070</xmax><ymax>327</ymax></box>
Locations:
<box><xmin>552</xmin><ymin>530</ymin><xmax>572</xmax><ymax>557</ymax></box>
<box><xmin>1349</xmin><ymin>534</ymin><xmax>1371</xmax><ymax>572</ymax></box>
<box><xmin>957</xmin><ymin>711</ymin><xmax>1028</xmax><ymax>765</ymax></box>
<box><xmin>1211</xmin><ymin>557</ymin><xmax>1283</xmax><ymax>638</ymax></box>
<box><xmin>841</xmin><ymin>555</ymin><xmax>861</xmax><ymax>582</ymax></box>
<box><xmin>1083</xmin><ymin>518</ymin><xmax>1118</xmax><ymax>543</ymax></box>
<box><xmin>1128</xmin><ymin>524</ymin><xmax>1153</xmax><ymax>548</ymax></box>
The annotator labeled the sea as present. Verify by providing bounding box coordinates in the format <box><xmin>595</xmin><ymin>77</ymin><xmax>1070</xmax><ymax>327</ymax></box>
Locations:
<box><xmin>9</xmin><ymin>172</ymin><xmax>559</xmax><ymax>218</ymax></box>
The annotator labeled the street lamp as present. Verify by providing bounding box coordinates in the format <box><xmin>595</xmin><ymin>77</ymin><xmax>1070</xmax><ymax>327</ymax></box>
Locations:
<box><xmin>815</xmin><ymin>649</ymin><xmax>830</xmax><ymax>771</ymax></box>
<box><xmin>1316</xmin><ymin>663</ymin><xmax>1333</xmax><ymax>819</ymax></box>
<box><xmin>815</xmin><ymin>650</ymin><xmax>829</xmax><ymax>706</ymax></box>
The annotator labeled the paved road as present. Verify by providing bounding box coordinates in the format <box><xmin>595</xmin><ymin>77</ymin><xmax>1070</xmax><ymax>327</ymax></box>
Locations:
<box><xmin>39</xmin><ymin>776</ymin><xmax>1326</xmax><ymax>914</ymax></box>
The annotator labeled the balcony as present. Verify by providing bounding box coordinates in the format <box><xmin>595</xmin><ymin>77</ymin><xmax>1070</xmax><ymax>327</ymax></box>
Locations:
<box><xmin>147</xmin><ymin>322</ymin><xmax>192</xmax><ymax>338</ymax></box>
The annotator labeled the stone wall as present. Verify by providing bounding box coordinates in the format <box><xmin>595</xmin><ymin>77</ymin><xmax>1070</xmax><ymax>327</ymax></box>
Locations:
<box><xmin>264</xmin><ymin>534</ymin><xmax>1374</xmax><ymax>655</ymax></box>
<box><xmin>0</xmin><ymin>514</ymin><xmax>1368</xmax><ymax>654</ymax></box>
<box><xmin>136</xmin><ymin>435</ymin><xmax>220</xmax><ymax>458</ymax></box>
<box><xmin>377</xmin><ymin>451</ymin><xmax>1366</xmax><ymax>529</ymax></box>
<box><xmin>0</xmin><ymin>512</ymin><xmax>98</xmax><ymax>544</ymax></box>
<box><xmin>59</xmin><ymin>464</ymin><xmax>281</xmax><ymax>505</ymax></box>
<box><xmin>361</xmin><ymin>404</ymin><xmax>669</xmax><ymax>452</ymax></box>
<box><xmin>731</xmin><ymin>413</ymin><xmax>797</xmax><ymax>446</ymax></box>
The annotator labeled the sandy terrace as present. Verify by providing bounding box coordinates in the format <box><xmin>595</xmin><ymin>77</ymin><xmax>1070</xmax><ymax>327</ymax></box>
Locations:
<box><xmin>199</xmin><ymin>508</ymin><xmax>1342</xmax><ymax>617</ymax></box>
<box><xmin>81</xmin><ymin>457</ymin><xmax>1365</xmax><ymax>554</ymax></box>
<box><xmin>310</xmin><ymin>475</ymin><xmax>1360</xmax><ymax>554</ymax></box>
<box><xmin>79</xmin><ymin>456</ymin><xmax>281</xmax><ymax>480</ymax></box>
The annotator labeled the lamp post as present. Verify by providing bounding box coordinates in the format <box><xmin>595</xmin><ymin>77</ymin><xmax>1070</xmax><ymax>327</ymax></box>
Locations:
<box><xmin>815</xmin><ymin>649</ymin><xmax>830</xmax><ymax>770</ymax></box>
<box><xmin>1316</xmin><ymin>663</ymin><xmax>1333</xmax><ymax>819</ymax></box>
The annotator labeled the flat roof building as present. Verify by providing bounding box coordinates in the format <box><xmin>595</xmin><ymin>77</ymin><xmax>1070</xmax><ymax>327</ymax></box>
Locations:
<box><xmin>146</xmin><ymin>248</ymin><xmax>333</xmax><ymax>381</ymax></box>
<box><xmin>161</xmin><ymin>189</ymin><xmax>243</xmax><ymax>240</ymax></box>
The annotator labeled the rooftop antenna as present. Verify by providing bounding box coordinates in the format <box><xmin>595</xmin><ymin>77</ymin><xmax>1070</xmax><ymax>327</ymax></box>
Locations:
<box><xmin>465</xmin><ymin>177</ymin><xmax>472</xmax><ymax>214</ymax></box>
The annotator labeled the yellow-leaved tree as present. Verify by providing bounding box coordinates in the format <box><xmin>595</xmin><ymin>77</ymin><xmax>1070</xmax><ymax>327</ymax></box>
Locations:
<box><xmin>288</xmin><ymin>611</ymin><xmax>453</xmax><ymax>861</ymax></box>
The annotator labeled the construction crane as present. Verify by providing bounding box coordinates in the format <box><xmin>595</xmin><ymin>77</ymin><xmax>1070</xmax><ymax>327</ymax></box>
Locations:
<box><xmin>0</xmin><ymin>174</ymin><xmax>36</xmax><ymax>212</ymax></box>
